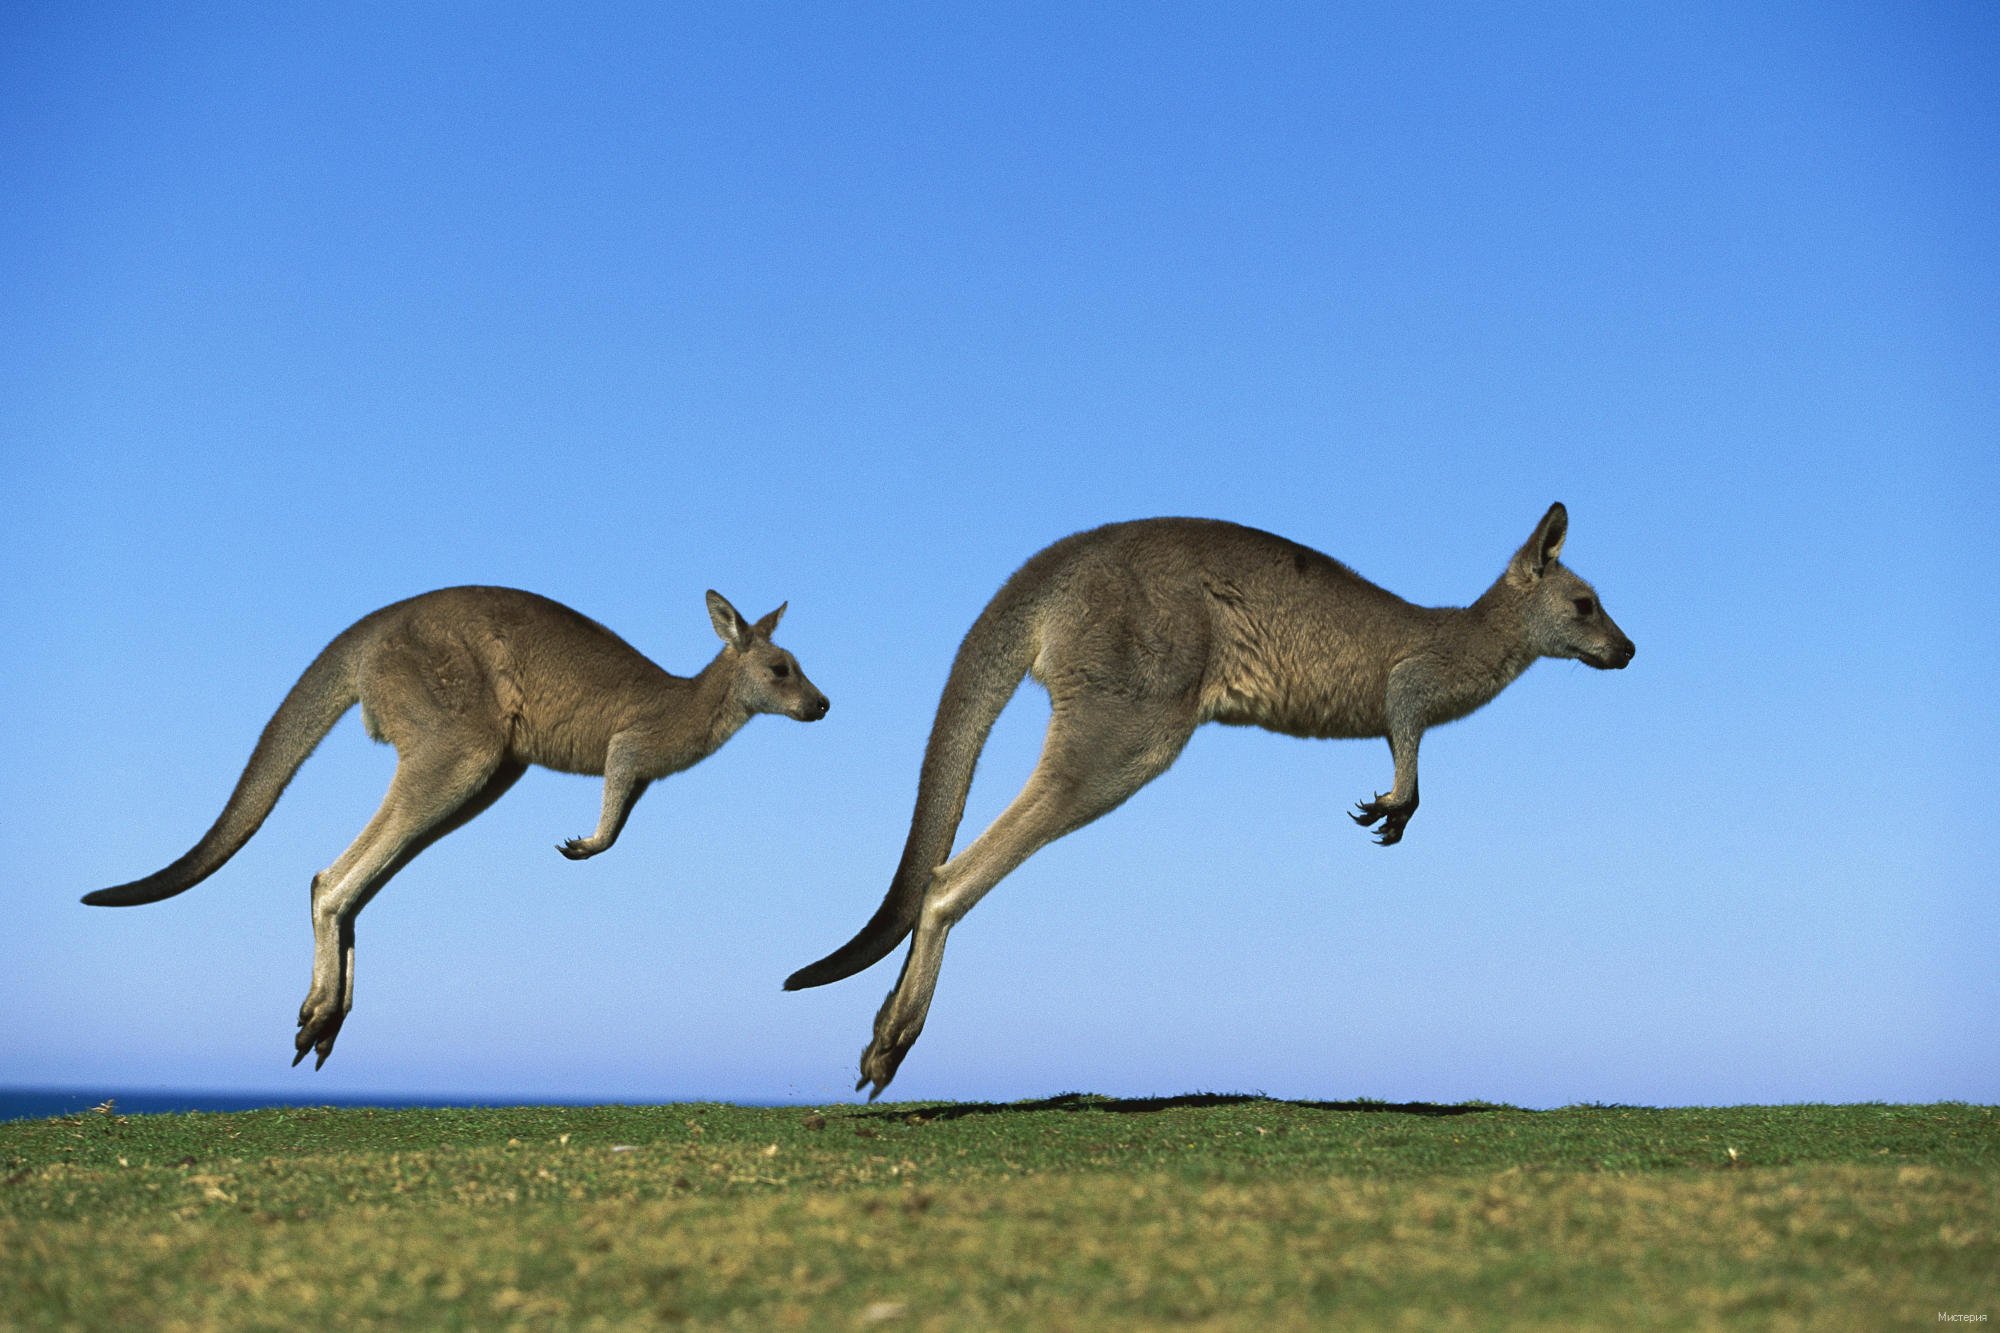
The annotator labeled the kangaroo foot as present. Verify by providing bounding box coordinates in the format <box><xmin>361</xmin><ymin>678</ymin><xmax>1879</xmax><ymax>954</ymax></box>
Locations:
<box><xmin>857</xmin><ymin>1022</ymin><xmax>921</xmax><ymax>1101</ymax></box>
<box><xmin>294</xmin><ymin>992</ymin><xmax>347</xmax><ymax>1069</ymax></box>
<box><xmin>557</xmin><ymin>836</ymin><xmax>602</xmax><ymax>860</ymax></box>
<box><xmin>1351</xmin><ymin>795</ymin><xmax>1415</xmax><ymax>846</ymax></box>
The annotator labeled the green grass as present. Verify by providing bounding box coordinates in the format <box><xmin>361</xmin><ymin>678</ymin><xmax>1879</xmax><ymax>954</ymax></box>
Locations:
<box><xmin>3</xmin><ymin>1095</ymin><xmax>1994</xmax><ymax>1328</ymax></box>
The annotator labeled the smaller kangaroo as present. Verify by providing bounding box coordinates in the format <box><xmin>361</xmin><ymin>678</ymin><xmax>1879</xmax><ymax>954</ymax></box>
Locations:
<box><xmin>787</xmin><ymin>503</ymin><xmax>1633</xmax><ymax>1097</ymax></box>
<box><xmin>83</xmin><ymin>586</ymin><xmax>829</xmax><ymax>1068</ymax></box>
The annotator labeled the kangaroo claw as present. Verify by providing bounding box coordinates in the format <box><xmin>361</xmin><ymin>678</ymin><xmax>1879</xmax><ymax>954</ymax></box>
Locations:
<box><xmin>1352</xmin><ymin>795</ymin><xmax>1412</xmax><ymax>845</ymax></box>
<box><xmin>858</xmin><ymin>1026</ymin><xmax>916</xmax><ymax>1099</ymax></box>
<box><xmin>295</xmin><ymin>995</ymin><xmax>346</xmax><ymax>1068</ymax></box>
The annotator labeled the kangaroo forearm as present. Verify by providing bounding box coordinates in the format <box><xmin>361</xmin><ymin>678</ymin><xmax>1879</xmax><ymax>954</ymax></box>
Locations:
<box><xmin>561</xmin><ymin>770</ymin><xmax>650</xmax><ymax>859</ymax></box>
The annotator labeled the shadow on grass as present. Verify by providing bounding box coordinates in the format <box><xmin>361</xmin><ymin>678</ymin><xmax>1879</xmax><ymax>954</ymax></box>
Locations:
<box><xmin>857</xmin><ymin>1092</ymin><xmax>1506</xmax><ymax>1122</ymax></box>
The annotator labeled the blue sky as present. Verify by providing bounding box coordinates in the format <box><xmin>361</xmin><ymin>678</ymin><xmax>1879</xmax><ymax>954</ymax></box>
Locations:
<box><xmin>3</xmin><ymin>3</ymin><xmax>1993</xmax><ymax>1109</ymax></box>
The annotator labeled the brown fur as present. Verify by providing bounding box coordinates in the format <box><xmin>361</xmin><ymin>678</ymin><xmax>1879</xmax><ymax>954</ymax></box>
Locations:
<box><xmin>787</xmin><ymin>505</ymin><xmax>1633</xmax><ymax>1097</ymax></box>
<box><xmin>84</xmin><ymin>586</ymin><xmax>828</xmax><ymax>1068</ymax></box>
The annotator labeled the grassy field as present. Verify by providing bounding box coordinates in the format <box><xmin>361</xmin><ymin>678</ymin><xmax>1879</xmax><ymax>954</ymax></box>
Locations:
<box><xmin>2</xmin><ymin>1094</ymin><xmax>1993</xmax><ymax>1328</ymax></box>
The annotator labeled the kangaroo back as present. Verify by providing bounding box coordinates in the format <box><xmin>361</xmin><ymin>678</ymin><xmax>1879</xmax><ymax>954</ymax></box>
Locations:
<box><xmin>784</xmin><ymin>585</ymin><xmax>1038</xmax><ymax>990</ymax></box>
<box><xmin>81</xmin><ymin>623</ymin><xmax>368</xmax><ymax>907</ymax></box>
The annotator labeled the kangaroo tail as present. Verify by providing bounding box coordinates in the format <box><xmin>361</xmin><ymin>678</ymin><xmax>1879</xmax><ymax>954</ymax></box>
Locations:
<box><xmin>81</xmin><ymin>624</ymin><xmax>367</xmax><ymax>907</ymax></box>
<box><xmin>784</xmin><ymin>590</ymin><xmax>1038</xmax><ymax>989</ymax></box>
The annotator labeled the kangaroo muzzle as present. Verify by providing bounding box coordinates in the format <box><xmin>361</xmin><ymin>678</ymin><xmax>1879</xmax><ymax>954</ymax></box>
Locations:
<box><xmin>1592</xmin><ymin>636</ymin><xmax>1636</xmax><ymax>670</ymax></box>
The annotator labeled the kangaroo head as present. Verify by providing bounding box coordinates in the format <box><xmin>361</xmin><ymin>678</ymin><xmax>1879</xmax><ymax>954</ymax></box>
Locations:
<box><xmin>706</xmin><ymin>590</ymin><xmax>831</xmax><ymax>721</ymax></box>
<box><xmin>1501</xmin><ymin>503</ymin><xmax>1636</xmax><ymax>670</ymax></box>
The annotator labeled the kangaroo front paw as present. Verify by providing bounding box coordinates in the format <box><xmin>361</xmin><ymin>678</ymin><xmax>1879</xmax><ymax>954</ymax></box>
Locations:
<box><xmin>557</xmin><ymin>837</ymin><xmax>599</xmax><ymax>861</ymax></box>
<box><xmin>1351</xmin><ymin>795</ymin><xmax>1415</xmax><ymax>846</ymax></box>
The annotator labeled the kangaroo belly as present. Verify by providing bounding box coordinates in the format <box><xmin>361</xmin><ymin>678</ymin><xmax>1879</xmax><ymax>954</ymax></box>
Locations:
<box><xmin>506</xmin><ymin>712</ymin><xmax>619</xmax><ymax>776</ymax></box>
<box><xmin>1198</xmin><ymin>634</ymin><xmax>1390</xmax><ymax>740</ymax></box>
<box><xmin>1201</xmin><ymin>683</ymin><xmax>1386</xmax><ymax>739</ymax></box>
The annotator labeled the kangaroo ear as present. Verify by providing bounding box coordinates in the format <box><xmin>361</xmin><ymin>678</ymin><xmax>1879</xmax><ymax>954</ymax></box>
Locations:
<box><xmin>752</xmin><ymin>602</ymin><xmax>787</xmax><ymax>638</ymax></box>
<box><xmin>1507</xmin><ymin>502</ymin><xmax>1569</xmax><ymax>585</ymax></box>
<box><xmin>706</xmin><ymin>590</ymin><xmax>753</xmax><ymax>650</ymax></box>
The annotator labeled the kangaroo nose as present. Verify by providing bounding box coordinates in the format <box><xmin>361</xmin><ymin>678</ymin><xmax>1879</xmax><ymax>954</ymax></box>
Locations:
<box><xmin>812</xmin><ymin>696</ymin><xmax>830</xmax><ymax>719</ymax></box>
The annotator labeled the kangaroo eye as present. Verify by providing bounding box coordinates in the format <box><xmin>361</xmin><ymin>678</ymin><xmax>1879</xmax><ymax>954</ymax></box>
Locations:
<box><xmin>770</xmin><ymin>662</ymin><xmax>791</xmax><ymax>679</ymax></box>
<box><xmin>1573</xmin><ymin>597</ymin><xmax>1596</xmax><ymax>617</ymax></box>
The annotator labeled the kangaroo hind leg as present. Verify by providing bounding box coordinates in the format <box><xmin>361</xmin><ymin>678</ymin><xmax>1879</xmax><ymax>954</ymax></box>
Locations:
<box><xmin>858</xmin><ymin>694</ymin><xmax>1197</xmax><ymax>1097</ymax></box>
<box><xmin>326</xmin><ymin>757</ymin><xmax>528</xmax><ymax>1058</ymax></box>
<box><xmin>296</xmin><ymin>741</ymin><xmax>513</xmax><ymax>1068</ymax></box>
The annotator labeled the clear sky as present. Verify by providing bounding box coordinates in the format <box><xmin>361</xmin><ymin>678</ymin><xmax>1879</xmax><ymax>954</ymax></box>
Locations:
<box><xmin>3</xmin><ymin>4</ymin><xmax>1993</xmax><ymax>1110</ymax></box>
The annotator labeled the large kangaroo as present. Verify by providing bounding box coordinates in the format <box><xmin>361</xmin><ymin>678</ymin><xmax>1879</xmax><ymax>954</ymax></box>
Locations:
<box><xmin>788</xmin><ymin>504</ymin><xmax>1633</xmax><ymax>1096</ymax></box>
<box><xmin>84</xmin><ymin>586</ymin><xmax>829</xmax><ymax>1068</ymax></box>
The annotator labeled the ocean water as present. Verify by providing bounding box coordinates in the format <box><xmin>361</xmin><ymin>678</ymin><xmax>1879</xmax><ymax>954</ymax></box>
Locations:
<box><xmin>0</xmin><ymin>1087</ymin><xmax>594</xmax><ymax>1122</ymax></box>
